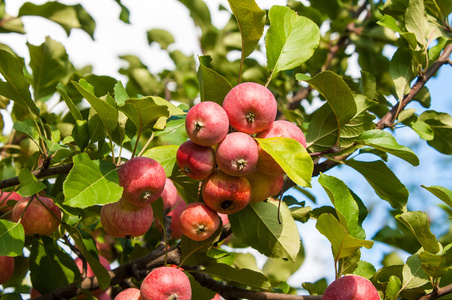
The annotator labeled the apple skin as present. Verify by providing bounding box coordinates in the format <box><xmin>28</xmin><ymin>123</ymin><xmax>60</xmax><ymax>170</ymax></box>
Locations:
<box><xmin>215</xmin><ymin>132</ymin><xmax>259</xmax><ymax>177</ymax></box>
<box><xmin>211</xmin><ymin>294</ymin><xmax>221</xmax><ymax>300</ymax></box>
<box><xmin>176</xmin><ymin>140</ymin><xmax>216</xmax><ymax>180</ymax></box>
<box><xmin>100</xmin><ymin>199</ymin><xmax>154</xmax><ymax>238</ymax></box>
<box><xmin>179</xmin><ymin>202</ymin><xmax>220</xmax><ymax>241</ymax></box>
<box><xmin>140</xmin><ymin>266</ymin><xmax>192</xmax><ymax>300</ymax></box>
<box><xmin>245</xmin><ymin>168</ymin><xmax>284</xmax><ymax>203</ymax></box>
<box><xmin>202</xmin><ymin>171</ymin><xmax>251</xmax><ymax>214</ymax></box>
<box><xmin>322</xmin><ymin>275</ymin><xmax>380</xmax><ymax>300</ymax></box>
<box><xmin>118</xmin><ymin>157</ymin><xmax>166</xmax><ymax>207</ymax></box>
<box><xmin>115</xmin><ymin>288</ymin><xmax>141</xmax><ymax>300</ymax></box>
<box><xmin>185</xmin><ymin>101</ymin><xmax>229</xmax><ymax>146</ymax></box>
<box><xmin>0</xmin><ymin>256</ymin><xmax>14</xmax><ymax>284</ymax></box>
<box><xmin>256</xmin><ymin>120</ymin><xmax>307</xmax><ymax>176</ymax></box>
<box><xmin>12</xmin><ymin>195</ymin><xmax>62</xmax><ymax>236</ymax></box>
<box><xmin>161</xmin><ymin>178</ymin><xmax>179</xmax><ymax>210</ymax></box>
<box><xmin>167</xmin><ymin>197</ymin><xmax>187</xmax><ymax>239</ymax></box>
<box><xmin>0</xmin><ymin>191</ymin><xmax>22</xmax><ymax>217</ymax></box>
<box><xmin>222</xmin><ymin>82</ymin><xmax>277</xmax><ymax>134</ymax></box>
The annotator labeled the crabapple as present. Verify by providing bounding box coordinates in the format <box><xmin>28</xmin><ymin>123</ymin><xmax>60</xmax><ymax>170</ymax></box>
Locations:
<box><xmin>222</xmin><ymin>82</ymin><xmax>277</xmax><ymax>134</ymax></box>
<box><xmin>118</xmin><ymin>157</ymin><xmax>166</xmax><ymax>207</ymax></box>
<box><xmin>168</xmin><ymin>197</ymin><xmax>187</xmax><ymax>239</ymax></box>
<box><xmin>115</xmin><ymin>288</ymin><xmax>141</xmax><ymax>300</ymax></box>
<box><xmin>176</xmin><ymin>140</ymin><xmax>216</xmax><ymax>180</ymax></box>
<box><xmin>202</xmin><ymin>171</ymin><xmax>251</xmax><ymax>214</ymax></box>
<box><xmin>256</xmin><ymin>120</ymin><xmax>306</xmax><ymax>176</ymax></box>
<box><xmin>185</xmin><ymin>101</ymin><xmax>229</xmax><ymax>146</ymax></box>
<box><xmin>161</xmin><ymin>178</ymin><xmax>179</xmax><ymax>210</ymax></box>
<box><xmin>215</xmin><ymin>132</ymin><xmax>259</xmax><ymax>176</ymax></box>
<box><xmin>179</xmin><ymin>202</ymin><xmax>220</xmax><ymax>241</ymax></box>
<box><xmin>246</xmin><ymin>168</ymin><xmax>284</xmax><ymax>203</ymax></box>
<box><xmin>140</xmin><ymin>266</ymin><xmax>192</xmax><ymax>300</ymax></box>
<box><xmin>0</xmin><ymin>256</ymin><xmax>14</xmax><ymax>284</ymax></box>
<box><xmin>100</xmin><ymin>199</ymin><xmax>153</xmax><ymax>238</ymax></box>
<box><xmin>12</xmin><ymin>195</ymin><xmax>61</xmax><ymax>236</ymax></box>
<box><xmin>0</xmin><ymin>191</ymin><xmax>22</xmax><ymax>214</ymax></box>
<box><xmin>322</xmin><ymin>275</ymin><xmax>380</xmax><ymax>300</ymax></box>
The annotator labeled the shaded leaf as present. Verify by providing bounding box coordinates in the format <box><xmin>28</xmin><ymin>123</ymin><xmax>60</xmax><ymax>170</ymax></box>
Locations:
<box><xmin>17</xmin><ymin>168</ymin><xmax>46</xmax><ymax>197</ymax></box>
<box><xmin>401</xmin><ymin>254</ymin><xmax>429</xmax><ymax>290</ymax></box>
<box><xmin>419</xmin><ymin>243</ymin><xmax>452</xmax><ymax>277</ymax></box>
<box><xmin>197</xmin><ymin>55</ymin><xmax>232</xmax><ymax>104</ymax></box>
<box><xmin>390</xmin><ymin>48</ymin><xmax>414</xmax><ymax>101</ymax></box>
<box><xmin>422</xmin><ymin>185</ymin><xmax>452</xmax><ymax>207</ymax></box>
<box><xmin>418</xmin><ymin>110</ymin><xmax>452</xmax><ymax>154</ymax></box>
<box><xmin>305</xmin><ymin>103</ymin><xmax>338</xmax><ymax>152</ymax></box>
<box><xmin>0</xmin><ymin>220</ymin><xmax>24</xmax><ymax>256</ymax></box>
<box><xmin>57</xmin><ymin>83</ymin><xmax>83</xmax><ymax>121</ymax></box>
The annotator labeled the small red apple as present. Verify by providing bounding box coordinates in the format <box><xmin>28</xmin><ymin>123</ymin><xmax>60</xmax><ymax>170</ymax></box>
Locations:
<box><xmin>179</xmin><ymin>202</ymin><xmax>220</xmax><ymax>241</ymax></box>
<box><xmin>256</xmin><ymin>120</ymin><xmax>306</xmax><ymax>176</ymax></box>
<box><xmin>30</xmin><ymin>287</ymin><xmax>41</xmax><ymax>299</ymax></box>
<box><xmin>245</xmin><ymin>168</ymin><xmax>284</xmax><ymax>203</ymax></box>
<box><xmin>12</xmin><ymin>195</ymin><xmax>61</xmax><ymax>236</ymax></box>
<box><xmin>322</xmin><ymin>275</ymin><xmax>380</xmax><ymax>300</ymax></box>
<box><xmin>161</xmin><ymin>178</ymin><xmax>179</xmax><ymax>210</ymax></box>
<box><xmin>118</xmin><ymin>157</ymin><xmax>166</xmax><ymax>207</ymax></box>
<box><xmin>215</xmin><ymin>132</ymin><xmax>259</xmax><ymax>177</ymax></box>
<box><xmin>140</xmin><ymin>266</ymin><xmax>192</xmax><ymax>300</ymax></box>
<box><xmin>0</xmin><ymin>191</ymin><xmax>22</xmax><ymax>215</ymax></box>
<box><xmin>0</xmin><ymin>256</ymin><xmax>14</xmax><ymax>284</ymax></box>
<box><xmin>202</xmin><ymin>171</ymin><xmax>251</xmax><ymax>214</ymax></box>
<box><xmin>222</xmin><ymin>82</ymin><xmax>277</xmax><ymax>134</ymax></box>
<box><xmin>176</xmin><ymin>140</ymin><xmax>216</xmax><ymax>180</ymax></box>
<box><xmin>167</xmin><ymin>197</ymin><xmax>187</xmax><ymax>240</ymax></box>
<box><xmin>185</xmin><ymin>101</ymin><xmax>229</xmax><ymax>146</ymax></box>
<box><xmin>115</xmin><ymin>288</ymin><xmax>141</xmax><ymax>300</ymax></box>
<box><xmin>211</xmin><ymin>294</ymin><xmax>221</xmax><ymax>300</ymax></box>
<box><xmin>100</xmin><ymin>199</ymin><xmax>154</xmax><ymax>238</ymax></box>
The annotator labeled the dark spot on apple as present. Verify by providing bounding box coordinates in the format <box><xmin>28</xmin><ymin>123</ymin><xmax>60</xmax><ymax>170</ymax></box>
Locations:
<box><xmin>221</xmin><ymin>200</ymin><xmax>233</xmax><ymax>210</ymax></box>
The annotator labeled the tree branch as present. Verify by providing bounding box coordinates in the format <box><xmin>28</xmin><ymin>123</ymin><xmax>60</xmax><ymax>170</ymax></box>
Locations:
<box><xmin>419</xmin><ymin>283</ymin><xmax>452</xmax><ymax>300</ymax></box>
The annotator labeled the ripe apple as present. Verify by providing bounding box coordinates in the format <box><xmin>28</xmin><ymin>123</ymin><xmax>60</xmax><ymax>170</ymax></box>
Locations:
<box><xmin>176</xmin><ymin>140</ymin><xmax>216</xmax><ymax>180</ymax></box>
<box><xmin>222</xmin><ymin>82</ymin><xmax>277</xmax><ymax>134</ymax></box>
<box><xmin>167</xmin><ymin>197</ymin><xmax>187</xmax><ymax>240</ymax></box>
<box><xmin>245</xmin><ymin>168</ymin><xmax>284</xmax><ymax>203</ymax></box>
<box><xmin>140</xmin><ymin>266</ymin><xmax>192</xmax><ymax>300</ymax></box>
<box><xmin>202</xmin><ymin>171</ymin><xmax>251</xmax><ymax>214</ymax></box>
<box><xmin>12</xmin><ymin>195</ymin><xmax>62</xmax><ymax>236</ymax></box>
<box><xmin>0</xmin><ymin>191</ymin><xmax>22</xmax><ymax>214</ymax></box>
<box><xmin>100</xmin><ymin>199</ymin><xmax>154</xmax><ymax>238</ymax></box>
<box><xmin>322</xmin><ymin>275</ymin><xmax>380</xmax><ymax>300</ymax></box>
<box><xmin>185</xmin><ymin>101</ymin><xmax>229</xmax><ymax>146</ymax></box>
<box><xmin>118</xmin><ymin>157</ymin><xmax>166</xmax><ymax>207</ymax></box>
<box><xmin>256</xmin><ymin>120</ymin><xmax>307</xmax><ymax>175</ymax></box>
<box><xmin>215</xmin><ymin>132</ymin><xmax>259</xmax><ymax>177</ymax></box>
<box><xmin>115</xmin><ymin>288</ymin><xmax>141</xmax><ymax>300</ymax></box>
<box><xmin>0</xmin><ymin>256</ymin><xmax>14</xmax><ymax>284</ymax></box>
<box><xmin>75</xmin><ymin>255</ymin><xmax>111</xmax><ymax>299</ymax></box>
<box><xmin>161</xmin><ymin>178</ymin><xmax>179</xmax><ymax>210</ymax></box>
<box><xmin>179</xmin><ymin>202</ymin><xmax>220</xmax><ymax>241</ymax></box>
<box><xmin>211</xmin><ymin>294</ymin><xmax>221</xmax><ymax>300</ymax></box>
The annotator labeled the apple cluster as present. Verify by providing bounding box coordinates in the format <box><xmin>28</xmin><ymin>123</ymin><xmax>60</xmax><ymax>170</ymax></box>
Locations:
<box><xmin>175</xmin><ymin>82</ymin><xmax>306</xmax><ymax>241</ymax></box>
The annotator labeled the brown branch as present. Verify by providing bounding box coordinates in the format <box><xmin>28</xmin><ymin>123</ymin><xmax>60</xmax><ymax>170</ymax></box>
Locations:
<box><xmin>419</xmin><ymin>283</ymin><xmax>452</xmax><ymax>300</ymax></box>
<box><xmin>0</xmin><ymin>163</ymin><xmax>73</xmax><ymax>190</ymax></box>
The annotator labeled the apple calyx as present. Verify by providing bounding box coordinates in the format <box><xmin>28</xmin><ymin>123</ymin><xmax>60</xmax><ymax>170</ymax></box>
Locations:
<box><xmin>221</xmin><ymin>200</ymin><xmax>234</xmax><ymax>210</ymax></box>
<box><xmin>196</xmin><ymin>224</ymin><xmax>207</xmax><ymax>234</ymax></box>
<box><xmin>246</xmin><ymin>112</ymin><xmax>255</xmax><ymax>123</ymax></box>
<box><xmin>141</xmin><ymin>191</ymin><xmax>152</xmax><ymax>200</ymax></box>
<box><xmin>234</xmin><ymin>159</ymin><xmax>248</xmax><ymax>171</ymax></box>
<box><xmin>193</xmin><ymin>121</ymin><xmax>203</xmax><ymax>132</ymax></box>
<box><xmin>183</xmin><ymin>166</ymin><xmax>191</xmax><ymax>175</ymax></box>
<box><xmin>169</xmin><ymin>295</ymin><xmax>178</xmax><ymax>300</ymax></box>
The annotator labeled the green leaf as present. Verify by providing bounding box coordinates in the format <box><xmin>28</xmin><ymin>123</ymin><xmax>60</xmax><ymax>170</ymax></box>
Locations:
<box><xmin>147</xmin><ymin>29</ymin><xmax>175</xmax><ymax>50</ymax></box>
<box><xmin>143</xmin><ymin>145</ymin><xmax>179</xmax><ymax>177</ymax></box>
<box><xmin>422</xmin><ymin>185</ymin><xmax>452</xmax><ymax>207</ymax></box>
<box><xmin>27</xmin><ymin>37</ymin><xmax>72</xmax><ymax>101</ymax></box>
<box><xmin>318</xmin><ymin>174</ymin><xmax>365</xmax><ymax>239</ymax></box>
<box><xmin>390</xmin><ymin>48</ymin><xmax>414</xmax><ymax>101</ymax></box>
<box><xmin>197</xmin><ymin>55</ymin><xmax>232</xmax><ymax>104</ymax></box>
<box><xmin>405</xmin><ymin>0</ymin><xmax>426</xmax><ymax>46</ymax></box>
<box><xmin>19</xmin><ymin>2</ymin><xmax>95</xmax><ymax>38</ymax></box>
<box><xmin>255</xmin><ymin>137</ymin><xmax>313</xmax><ymax>188</ymax></box>
<box><xmin>63</xmin><ymin>153</ymin><xmax>122</xmax><ymax>208</ymax></box>
<box><xmin>29</xmin><ymin>236</ymin><xmax>81</xmax><ymax>294</ymax></box>
<box><xmin>401</xmin><ymin>254</ymin><xmax>429</xmax><ymax>290</ymax></box>
<box><xmin>305</xmin><ymin>103</ymin><xmax>338</xmax><ymax>152</ymax></box>
<box><xmin>0</xmin><ymin>49</ymin><xmax>39</xmax><ymax>116</ymax></box>
<box><xmin>266</xmin><ymin>5</ymin><xmax>319</xmax><ymax>77</ymax></box>
<box><xmin>227</xmin><ymin>0</ymin><xmax>265</xmax><ymax>59</ymax></box>
<box><xmin>229</xmin><ymin>199</ymin><xmax>301</xmax><ymax>262</ymax></box>
<box><xmin>396</xmin><ymin>211</ymin><xmax>440</xmax><ymax>254</ymax></box>
<box><xmin>315</xmin><ymin>213</ymin><xmax>373</xmax><ymax>260</ymax></box>
<box><xmin>17</xmin><ymin>168</ymin><xmax>46</xmax><ymax>197</ymax></box>
<box><xmin>193</xmin><ymin>263</ymin><xmax>272</xmax><ymax>291</ymax></box>
<box><xmin>419</xmin><ymin>243</ymin><xmax>452</xmax><ymax>277</ymax></box>
<box><xmin>56</xmin><ymin>83</ymin><xmax>83</xmax><ymax>121</ymax></box>
<box><xmin>63</xmin><ymin>225</ymin><xmax>111</xmax><ymax>290</ymax></box>
<box><xmin>356</xmin><ymin>130</ymin><xmax>419</xmax><ymax>166</ymax></box>
<box><xmin>345</xmin><ymin>160</ymin><xmax>408</xmax><ymax>211</ymax></box>
<box><xmin>13</xmin><ymin>119</ymin><xmax>39</xmax><ymax>141</ymax></box>
<box><xmin>0</xmin><ymin>220</ymin><xmax>24</xmax><ymax>256</ymax></box>
<box><xmin>263</xmin><ymin>248</ymin><xmax>305</xmax><ymax>283</ymax></box>
<box><xmin>1</xmin><ymin>294</ymin><xmax>23</xmax><ymax>300</ymax></box>
<box><xmin>385</xmin><ymin>275</ymin><xmax>402</xmax><ymax>300</ymax></box>
<box><xmin>180</xmin><ymin>223</ymin><xmax>223</xmax><ymax>265</ymax></box>
<box><xmin>377</xmin><ymin>15</ymin><xmax>402</xmax><ymax>33</ymax></box>
<box><xmin>353</xmin><ymin>260</ymin><xmax>376</xmax><ymax>279</ymax></box>
<box><xmin>418</xmin><ymin>110</ymin><xmax>452</xmax><ymax>154</ymax></box>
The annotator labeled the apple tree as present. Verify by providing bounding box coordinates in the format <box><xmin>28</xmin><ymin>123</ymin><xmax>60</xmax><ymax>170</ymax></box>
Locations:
<box><xmin>0</xmin><ymin>0</ymin><xmax>452</xmax><ymax>299</ymax></box>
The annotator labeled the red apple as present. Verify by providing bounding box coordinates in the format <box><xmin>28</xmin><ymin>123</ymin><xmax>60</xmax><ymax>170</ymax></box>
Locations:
<box><xmin>115</xmin><ymin>288</ymin><xmax>141</xmax><ymax>300</ymax></box>
<box><xmin>202</xmin><ymin>171</ymin><xmax>251</xmax><ymax>214</ymax></box>
<box><xmin>100</xmin><ymin>199</ymin><xmax>154</xmax><ymax>238</ymax></box>
<box><xmin>222</xmin><ymin>82</ymin><xmax>277</xmax><ymax>134</ymax></box>
<box><xmin>0</xmin><ymin>256</ymin><xmax>14</xmax><ymax>284</ymax></box>
<box><xmin>161</xmin><ymin>178</ymin><xmax>179</xmax><ymax>210</ymax></box>
<box><xmin>215</xmin><ymin>132</ymin><xmax>259</xmax><ymax>177</ymax></box>
<box><xmin>0</xmin><ymin>191</ymin><xmax>22</xmax><ymax>215</ymax></box>
<box><xmin>179</xmin><ymin>202</ymin><xmax>220</xmax><ymax>241</ymax></box>
<box><xmin>30</xmin><ymin>288</ymin><xmax>41</xmax><ymax>299</ymax></box>
<box><xmin>118</xmin><ymin>157</ymin><xmax>166</xmax><ymax>207</ymax></box>
<box><xmin>176</xmin><ymin>140</ymin><xmax>216</xmax><ymax>180</ymax></box>
<box><xmin>245</xmin><ymin>168</ymin><xmax>284</xmax><ymax>203</ymax></box>
<box><xmin>322</xmin><ymin>275</ymin><xmax>380</xmax><ymax>300</ymax></box>
<box><xmin>211</xmin><ymin>294</ymin><xmax>221</xmax><ymax>300</ymax></box>
<box><xmin>140</xmin><ymin>266</ymin><xmax>192</xmax><ymax>300</ymax></box>
<box><xmin>185</xmin><ymin>101</ymin><xmax>229</xmax><ymax>146</ymax></box>
<box><xmin>12</xmin><ymin>195</ymin><xmax>61</xmax><ymax>236</ymax></box>
<box><xmin>256</xmin><ymin>120</ymin><xmax>306</xmax><ymax>176</ymax></box>
<box><xmin>168</xmin><ymin>197</ymin><xmax>187</xmax><ymax>240</ymax></box>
